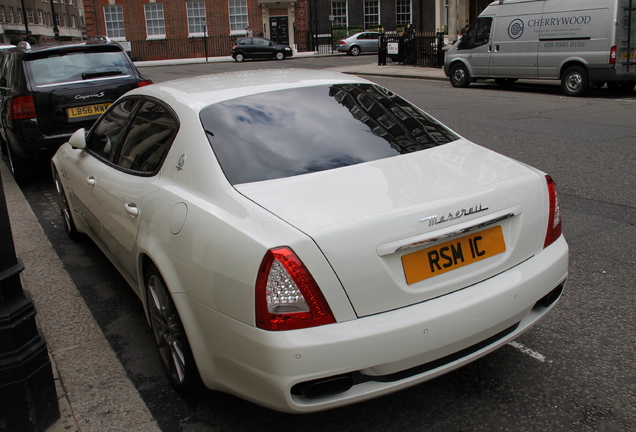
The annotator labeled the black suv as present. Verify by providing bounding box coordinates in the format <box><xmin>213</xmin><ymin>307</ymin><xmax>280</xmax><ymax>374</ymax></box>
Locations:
<box><xmin>232</xmin><ymin>37</ymin><xmax>293</xmax><ymax>63</ymax></box>
<box><xmin>0</xmin><ymin>37</ymin><xmax>152</xmax><ymax>182</ymax></box>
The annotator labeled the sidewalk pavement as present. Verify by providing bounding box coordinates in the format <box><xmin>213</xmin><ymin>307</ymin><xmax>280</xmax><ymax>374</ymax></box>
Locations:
<box><xmin>2</xmin><ymin>52</ymin><xmax>445</xmax><ymax>432</ymax></box>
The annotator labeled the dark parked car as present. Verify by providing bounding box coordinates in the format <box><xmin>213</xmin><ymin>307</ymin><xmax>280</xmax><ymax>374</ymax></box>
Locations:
<box><xmin>231</xmin><ymin>37</ymin><xmax>293</xmax><ymax>62</ymax></box>
<box><xmin>0</xmin><ymin>36</ymin><xmax>152</xmax><ymax>182</ymax></box>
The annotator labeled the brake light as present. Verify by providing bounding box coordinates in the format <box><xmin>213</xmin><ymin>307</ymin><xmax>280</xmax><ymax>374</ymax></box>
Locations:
<box><xmin>9</xmin><ymin>95</ymin><xmax>36</xmax><ymax>120</ymax></box>
<box><xmin>255</xmin><ymin>247</ymin><xmax>335</xmax><ymax>331</ymax></box>
<box><xmin>610</xmin><ymin>46</ymin><xmax>616</xmax><ymax>64</ymax></box>
<box><xmin>339</xmin><ymin>40</ymin><xmax>346</xmax><ymax>45</ymax></box>
<box><xmin>136</xmin><ymin>79</ymin><xmax>153</xmax><ymax>88</ymax></box>
<box><xmin>544</xmin><ymin>175</ymin><xmax>562</xmax><ymax>249</ymax></box>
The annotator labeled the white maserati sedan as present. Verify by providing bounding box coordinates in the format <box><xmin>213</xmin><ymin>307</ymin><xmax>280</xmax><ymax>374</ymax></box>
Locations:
<box><xmin>51</xmin><ymin>69</ymin><xmax>568</xmax><ymax>413</ymax></box>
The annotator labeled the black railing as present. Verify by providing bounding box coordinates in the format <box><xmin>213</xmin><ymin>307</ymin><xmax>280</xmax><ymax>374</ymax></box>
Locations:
<box><xmin>384</xmin><ymin>32</ymin><xmax>445</xmax><ymax>68</ymax></box>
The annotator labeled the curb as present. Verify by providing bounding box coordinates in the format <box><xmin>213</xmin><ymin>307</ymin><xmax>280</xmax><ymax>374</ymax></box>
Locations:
<box><xmin>0</xmin><ymin>161</ymin><xmax>160</xmax><ymax>432</ymax></box>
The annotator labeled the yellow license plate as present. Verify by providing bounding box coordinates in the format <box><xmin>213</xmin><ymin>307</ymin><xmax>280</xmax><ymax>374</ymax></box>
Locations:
<box><xmin>401</xmin><ymin>225</ymin><xmax>506</xmax><ymax>285</ymax></box>
<box><xmin>621</xmin><ymin>52</ymin><xmax>636</xmax><ymax>59</ymax></box>
<box><xmin>67</xmin><ymin>103</ymin><xmax>111</xmax><ymax>119</ymax></box>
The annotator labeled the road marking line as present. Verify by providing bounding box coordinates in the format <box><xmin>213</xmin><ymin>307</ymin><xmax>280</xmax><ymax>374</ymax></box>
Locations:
<box><xmin>507</xmin><ymin>341</ymin><xmax>551</xmax><ymax>363</ymax></box>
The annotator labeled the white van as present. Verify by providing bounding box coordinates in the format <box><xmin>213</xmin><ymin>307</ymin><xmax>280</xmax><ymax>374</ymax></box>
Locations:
<box><xmin>444</xmin><ymin>0</ymin><xmax>636</xmax><ymax>96</ymax></box>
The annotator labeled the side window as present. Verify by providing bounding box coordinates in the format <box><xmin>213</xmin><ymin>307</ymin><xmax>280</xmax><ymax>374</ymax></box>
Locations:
<box><xmin>459</xmin><ymin>17</ymin><xmax>492</xmax><ymax>50</ymax></box>
<box><xmin>87</xmin><ymin>98</ymin><xmax>140</xmax><ymax>160</ymax></box>
<box><xmin>115</xmin><ymin>100</ymin><xmax>177</xmax><ymax>173</ymax></box>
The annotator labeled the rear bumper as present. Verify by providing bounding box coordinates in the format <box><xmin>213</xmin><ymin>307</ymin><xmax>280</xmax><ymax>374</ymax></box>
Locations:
<box><xmin>5</xmin><ymin>120</ymin><xmax>70</xmax><ymax>160</ymax></box>
<box><xmin>182</xmin><ymin>235</ymin><xmax>568</xmax><ymax>413</ymax></box>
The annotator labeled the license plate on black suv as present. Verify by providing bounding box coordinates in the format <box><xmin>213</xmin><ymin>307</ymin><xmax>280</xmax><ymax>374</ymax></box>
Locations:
<box><xmin>67</xmin><ymin>103</ymin><xmax>111</xmax><ymax>119</ymax></box>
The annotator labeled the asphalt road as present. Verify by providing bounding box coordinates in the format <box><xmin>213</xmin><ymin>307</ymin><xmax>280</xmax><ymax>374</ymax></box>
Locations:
<box><xmin>15</xmin><ymin>55</ymin><xmax>636</xmax><ymax>431</ymax></box>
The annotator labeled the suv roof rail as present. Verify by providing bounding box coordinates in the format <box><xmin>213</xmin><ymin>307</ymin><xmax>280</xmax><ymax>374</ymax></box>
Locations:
<box><xmin>17</xmin><ymin>41</ymin><xmax>31</xmax><ymax>51</ymax></box>
<box><xmin>86</xmin><ymin>35</ymin><xmax>111</xmax><ymax>45</ymax></box>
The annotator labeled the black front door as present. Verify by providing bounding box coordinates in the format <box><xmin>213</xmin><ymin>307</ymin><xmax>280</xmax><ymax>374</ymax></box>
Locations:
<box><xmin>269</xmin><ymin>16</ymin><xmax>289</xmax><ymax>45</ymax></box>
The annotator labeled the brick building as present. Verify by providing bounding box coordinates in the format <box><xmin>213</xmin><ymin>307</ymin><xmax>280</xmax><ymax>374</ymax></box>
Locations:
<box><xmin>83</xmin><ymin>0</ymin><xmax>310</xmax><ymax>47</ymax></box>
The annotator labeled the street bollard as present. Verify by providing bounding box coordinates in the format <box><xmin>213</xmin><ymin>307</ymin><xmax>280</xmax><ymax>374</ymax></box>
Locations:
<box><xmin>0</xmin><ymin>171</ymin><xmax>59</xmax><ymax>432</ymax></box>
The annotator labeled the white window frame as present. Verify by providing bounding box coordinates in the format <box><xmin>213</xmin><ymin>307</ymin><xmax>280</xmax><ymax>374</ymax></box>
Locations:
<box><xmin>104</xmin><ymin>4</ymin><xmax>126</xmax><ymax>41</ymax></box>
<box><xmin>228</xmin><ymin>0</ymin><xmax>248</xmax><ymax>35</ymax></box>
<box><xmin>363</xmin><ymin>0</ymin><xmax>380</xmax><ymax>30</ymax></box>
<box><xmin>331</xmin><ymin>1</ymin><xmax>348</xmax><ymax>28</ymax></box>
<box><xmin>396</xmin><ymin>0</ymin><xmax>411</xmax><ymax>26</ymax></box>
<box><xmin>37</xmin><ymin>10</ymin><xmax>43</xmax><ymax>25</ymax></box>
<box><xmin>186</xmin><ymin>1</ymin><xmax>207</xmax><ymax>37</ymax></box>
<box><xmin>144</xmin><ymin>2</ymin><xmax>166</xmax><ymax>40</ymax></box>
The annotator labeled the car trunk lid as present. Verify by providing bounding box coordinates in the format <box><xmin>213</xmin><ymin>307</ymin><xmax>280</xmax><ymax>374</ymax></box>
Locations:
<box><xmin>236</xmin><ymin>140</ymin><xmax>549</xmax><ymax>317</ymax></box>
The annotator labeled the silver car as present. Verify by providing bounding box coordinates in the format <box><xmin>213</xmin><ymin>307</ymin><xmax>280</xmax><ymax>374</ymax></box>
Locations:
<box><xmin>337</xmin><ymin>32</ymin><xmax>380</xmax><ymax>56</ymax></box>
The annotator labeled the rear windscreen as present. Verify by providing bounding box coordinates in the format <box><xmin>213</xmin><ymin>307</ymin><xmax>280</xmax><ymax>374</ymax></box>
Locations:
<box><xmin>200</xmin><ymin>84</ymin><xmax>459</xmax><ymax>185</ymax></box>
<box><xmin>25</xmin><ymin>47</ymin><xmax>133</xmax><ymax>86</ymax></box>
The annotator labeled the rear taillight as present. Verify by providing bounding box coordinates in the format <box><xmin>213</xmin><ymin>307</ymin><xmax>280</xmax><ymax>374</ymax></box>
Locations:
<box><xmin>137</xmin><ymin>79</ymin><xmax>153</xmax><ymax>88</ymax></box>
<box><xmin>339</xmin><ymin>40</ymin><xmax>346</xmax><ymax>45</ymax></box>
<box><xmin>544</xmin><ymin>175</ymin><xmax>562</xmax><ymax>249</ymax></box>
<box><xmin>9</xmin><ymin>95</ymin><xmax>36</xmax><ymax>120</ymax></box>
<box><xmin>610</xmin><ymin>46</ymin><xmax>617</xmax><ymax>65</ymax></box>
<box><xmin>255</xmin><ymin>247</ymin><xmax>335</xmax><ymax>331</ymax></box>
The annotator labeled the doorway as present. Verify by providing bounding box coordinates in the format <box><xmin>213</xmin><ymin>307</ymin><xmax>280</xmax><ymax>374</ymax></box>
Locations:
<box><xmin>269</xmin><ymin>16</ymin><xmax>289</xmax><ymax>45</ymax></box>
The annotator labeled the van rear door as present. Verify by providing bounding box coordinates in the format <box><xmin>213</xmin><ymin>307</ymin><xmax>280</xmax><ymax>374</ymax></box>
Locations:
<box><xmin>490</xmin><ymin>0</ymin><xmax>545</xmax><ymax>78</ymax></box>
<box><xmin>617</xmin><ymin>0</ymin><xmax>636</xmax><ymax>76</ymax></box>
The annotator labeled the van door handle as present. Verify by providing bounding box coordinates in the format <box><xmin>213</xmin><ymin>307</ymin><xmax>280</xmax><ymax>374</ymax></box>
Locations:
<box><xmin>495</xmin><ymin>45</ymin><xmax>500</xmax><ymax>52</ymax></box>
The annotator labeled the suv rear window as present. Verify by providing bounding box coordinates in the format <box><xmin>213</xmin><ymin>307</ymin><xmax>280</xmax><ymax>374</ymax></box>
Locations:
<box><xmin>25</xmin><ymin>46</ymin><xmax>134</xmax><ymax>86</ymax></box>
<box><xmin>201</xmin><ymin>83</ymin><xmax>459</xmax><ymax>185</ymax></box>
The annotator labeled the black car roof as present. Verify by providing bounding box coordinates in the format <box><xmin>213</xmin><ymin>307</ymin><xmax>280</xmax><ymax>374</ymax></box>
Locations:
<box><xmin>9</xmin><ymin>38</ymin><xmax>123</xmax><ymax>56</ymax></box>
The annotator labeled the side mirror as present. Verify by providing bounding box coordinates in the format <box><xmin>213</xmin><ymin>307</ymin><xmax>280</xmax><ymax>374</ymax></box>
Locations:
<box><xmin>68</xmin><ymin>128</ymin><xmax>86</xmax><ymax>149</ymax></box>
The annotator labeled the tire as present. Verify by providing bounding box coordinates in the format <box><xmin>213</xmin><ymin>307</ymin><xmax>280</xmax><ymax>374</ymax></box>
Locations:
<box><xmin>6</xmin><ymin>144</ymin><xmax>38</xmax><ymax>183</ymax></box>
<box><xmin>53</xmin><ymin>169</ymin><xmax>80</xmax><ymax>240</ymax></box>
<box><xmin>607</xmin><ymin>80</ymin><xmax>636</xmax><ymax>95</ymax></box>
<box><xmin>275</xmin><ymin>51</ymin><xmax>285</xmax><ymax>61</ymax></box>
<box><xmin>449</xmin><ymin>63</ymin><xmax>470</xmax><ymax>88</ymax></box>
<box><xmin>234</xmin><ymin>53</ymin><xmax>245</xmax><ymax>63</ymax></box>
<box><xmin>561</xmin><ymin>66</ymin><xmax>589</xmax><ymax>97</ymax></box>
<box><xmin>146</xmin><ymin>264</ymin><xmax>204</xmax><ymax>395</ymax></box>
<box><xmin>349</xmin><ymin>46</ymin><xmax>361</xmax><ymax>56</ymax></box>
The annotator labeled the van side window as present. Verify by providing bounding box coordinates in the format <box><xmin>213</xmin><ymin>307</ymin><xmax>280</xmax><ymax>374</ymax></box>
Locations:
<box><xmin>459</xmin><ymin>17</ymin><xmax>492</xmax><ymax>50</ymax></box>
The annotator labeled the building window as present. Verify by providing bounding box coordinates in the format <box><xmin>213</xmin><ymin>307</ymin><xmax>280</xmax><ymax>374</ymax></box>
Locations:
<box><xmin>0</xmin><ymin>7</ymin><xmax>5</xmax><ymax>23</ymax></box>
<box><xmin>396</xmin><ymin>0</ymin><xmax>411</xmax><ymax>25</ymax></box>
<box><xmin>228</xmin><ymin>0</ymin><xmax>248</xmax><ymax>34</ymax></box>
<box><xmin>17</xmin><ymin>8</ymin><xmax>23</xmax><ymax>24</ymax></box>
<box><xmin>27</xmin><ymin>9</ymin><xmax>34</xmax><ymax>24</ymax></box>
<box><xmin>144</xmin><ymin>2</ymin><xmax>166</xmax><ymax>39</ymax></box>
<box><xmin>186</xmin><ymin>1</ymin><xmax>206</xmax><ymax>36</ymax></box>
<box><xmin>9</xmin><ymin>8</ymin><xmax>15</xmax><ymax>23</ymax></box>
<box><xmin>364</xmin><ymin>0</ymin><xmax>379</xmax><ymax>29</ymax></box>
<box><xmin>71</xmin><ymin>14</ymin><xmax>76</xmax><ymax>28</ymax></box>
<box><xmin>332</xmin><ymin>1</ymin><xmax>347</xmax><ymax>28</ymax></box>
<box><xmin>37</xmin><ymin>10</ymin><xmax>43</xmax><ymax>25</ymax></box>
<box><xmin>104</xmin><ymin>4</ymin><xmax>125</xmax><ymax>40</ymax></box>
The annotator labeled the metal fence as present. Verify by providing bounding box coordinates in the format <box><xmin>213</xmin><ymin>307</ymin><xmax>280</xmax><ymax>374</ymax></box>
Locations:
<box><xmin>384</xmin><ymin>32</ymin><xmax>445</xmax><ymax>68</ymax></box>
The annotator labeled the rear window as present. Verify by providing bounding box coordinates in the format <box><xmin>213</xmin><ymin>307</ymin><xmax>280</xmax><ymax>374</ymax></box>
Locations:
<box><xmin>200</xmin><ymin>83</ymin><xmax>459</xmax><ymax>185</ymax></box>
<box><xmin>25</xmin><ymin>46</ymin><xmax>134</xmax><ymax>86</ymax></box>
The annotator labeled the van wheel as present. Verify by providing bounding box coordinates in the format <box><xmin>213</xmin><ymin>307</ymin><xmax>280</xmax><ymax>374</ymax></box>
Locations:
<box><xmin>561</xmin><ymin>66</ymin><xmax>588</xmax><ymax>97</ymax></box>
<box><xmin>450</xmin><ymin>63</ymin><xmax>470</xmax><ymax>88</ymax></box>
<box><xmin>607</xmin><ymin>80</ymin><xmax>636</xmax><ymax>94</ymax></box>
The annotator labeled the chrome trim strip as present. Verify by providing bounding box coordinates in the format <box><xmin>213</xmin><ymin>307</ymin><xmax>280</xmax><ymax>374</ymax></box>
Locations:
<box><xmin>392</xmin><ymin>212</ymin><xmax>517</xmax><ymax>254</ymax></box>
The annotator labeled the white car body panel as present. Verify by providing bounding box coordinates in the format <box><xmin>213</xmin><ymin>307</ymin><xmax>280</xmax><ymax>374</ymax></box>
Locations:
<box><xmin>51</xmin><ymin>69</ymin><xmax>568</xmax><ymax>413</ymax></box>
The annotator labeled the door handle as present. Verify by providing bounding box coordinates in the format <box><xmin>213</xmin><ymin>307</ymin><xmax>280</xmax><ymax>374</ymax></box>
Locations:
<box><xmin>86</xmin><ymin>176</ymin><xmax>96</xmax><ymax>187</ymax></box>
<box><xmin>125</xmin><ymin>203</ymin><xmax>139</xmax><ymax>218</ymax></box>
